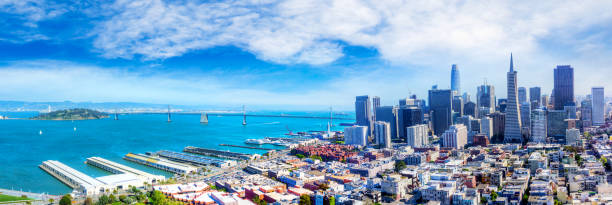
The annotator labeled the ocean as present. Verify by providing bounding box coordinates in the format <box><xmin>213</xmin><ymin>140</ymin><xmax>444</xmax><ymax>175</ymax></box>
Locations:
<box><xmin>0</xmin><ymin>111</ymin><xmax>352</xmax><ymax>195</ymax></box>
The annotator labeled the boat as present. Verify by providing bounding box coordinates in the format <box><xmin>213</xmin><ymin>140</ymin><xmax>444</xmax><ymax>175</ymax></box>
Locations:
<box><xmin>39</xmin><ymin>130</ymin><xmax>43</xmax><ymax>135</ymax></box>
<box><xmin>245</xmin><ymin>139</ymin><xmax>265</xmax><ymax>145</ymax></box>
<box><xmin>73</xmin><ymin>127</ymin><xmax>77</xmax><ymax>131</ymax></box>
<box><xmin>200</xmin><ymin>113</ymin><xmax>208</xmax><ymax>123</ymax></box>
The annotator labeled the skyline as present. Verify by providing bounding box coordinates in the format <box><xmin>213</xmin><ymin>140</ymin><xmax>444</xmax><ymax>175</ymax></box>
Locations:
<box><xmin>1</xmin><ymin>1</ymin><xmax>612</xmax><ymax>110</ymax></box>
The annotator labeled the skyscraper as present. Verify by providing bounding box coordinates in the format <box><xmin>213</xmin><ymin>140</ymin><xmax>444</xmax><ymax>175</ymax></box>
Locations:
<box><xmin>344</xmin><ymin>125</ymin><xmax>368</xmax><ymax>147</ymax></box>
<box><xmin>452</xmin><ymin>96</ymin><xmax>464</xmax><ymax>116</ymax></box>
<box><xmin>398</xmin><ymin>106</ymin><xmax>423</xmax><ymax>139</ymax></box>
<box><xmin>504</xmin><ymin>54</ymin><xmax>523</xmax><ymax>143</ymax></box>
<box><xmin>518</xmin><ymin>87</ymin><xmax>528</xmax><ymax>104</ymax></box>
<box><xmin>531</xmin><ymin>108</ymin><xmax>547</xmax><ymax>143</ymax></box>
<box><xmin>553</xmin><ymin>65</ymin><xmax>575</xmax><ymax>110</ymax></box>
<box><xmin>372</xmin><ymin>96</ymin><xmax>381</xmax><ymax>121</ymax></box>
<box><xmin>520</xmin><ymin>102</ymin><xmax>531</xmax><ymax>137</ymax></box>
<box><xmin>429</xmin><ymin>88</ymin><xmax>453</xmax><ymax>136</ymax></box>
<box><xmin>592</xmin><ymin>87</ymin><xmax>605</xmax><ymax>126</ymax></box>
<box><xmin>355</xmin><ymin>95</ymin><xmax>372</xmax><ymax>136</ymax></box>
<box><xmin>464</xmin><ymin>101</ymin><xmax>477</xmax><ymax>117</ymax></box>
<box><xmin>530</xmin><ymin>87</ymin><xmax>541</xmax><ymax>107</ymax></box>
<box><xmin>375</xmin><ymin>106</ymin><xmax>399</xmax><ymax>139</ymax></box>
<box><xmin>374</xmin><ymin>121</ymin><xmax>392</xmax><ymax>149</ymax></box>
<box><xmin>451</xmin><ymin>64</ymin><xmax>460</xmax><ymax>96</ymax></box>
<box><xmin>477</xmin><ymin>83</ymin><xmax>495</xmax><ymax>113</ymax></box>
<box><xmin>481</xmin><ymin>116</ymin><xmax>493</xmax><ymax>140</ymax></box>
<box><xmin>581</xmin><ymin>97</ymin><xmax>593</xmax><ymax>128</ymax></box>
<box><xmin>442</xmin><ymin>124</ymin><xmax>468</xmax><ymax>149</ymax></box>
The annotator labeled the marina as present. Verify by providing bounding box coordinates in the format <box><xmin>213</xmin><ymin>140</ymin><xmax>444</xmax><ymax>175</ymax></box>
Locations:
<box><xmin>123</xmin><ymin>153</ymin><xmax>198</xmax><ymax>175</ymax></box>
<box><xmin>183</xmin><ymin>146</ymin><xmax>254</xmax><ymax>161</ymax></box>
<box><xmin>85</xmin><ymin>157</ymin><xmax>165</xmax><ymax>183</ymax></box>
<box><xmin>155</xmin><ymin>150</ymin><xmax>236</xmax><ymax>168</ymax></box>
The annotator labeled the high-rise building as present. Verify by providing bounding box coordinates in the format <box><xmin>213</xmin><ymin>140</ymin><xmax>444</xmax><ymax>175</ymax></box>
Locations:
<box><xmin>406</xmin><ymin>124</ymin><xmax>429</xmax><ymax>148</ymax></box>
<box><xmin>355</xmin><ymin>95</ymin><xmax>373</xmax><ymax>136</ymax></box>
<box><xmin>581</xmin><ymin>97</ymin><xmax>593</xmax><ymax>128</ymax></box>
<box><xmin>530</xmin><ymin>87</ymin><xmax>541</xmax><ymax>108</ymax></box>
<box><xmin>504</xmin><ymin>54</ymin><xmax>523</xmax><ymax>143</ymax></box>
<box><xmin>375</xmin><ymin>106</ymin><xmax>399</xmax><ymax>139</ymax></box>
<box><xmin>592</xmin><ymin>87</ymin><xmax>605</xmax><ymax>126</ymax></box>
<box><xmin>398</xmin><ymin>106</ymin><xmax>423</xmax><ymax>139</ymax></box>
<box><xmin>481</xmin><ymin>116</ymin><xmax>493</xmax><ymax>140</ymax></box>
<box><xmin>541</xmin><ymin>95</ymin><xmax>549</xmax><ymax>108</ymax></box>
<box><xmin>344</xmin><ymin>125</ymin><xmax>368</xmax><ymax>147</ymax></box>
<box><xmin>429</xmin><ymin>88</ymin><xmax>453</xmax><ymax>136</ymax></box>
<box><xmin>498</xmin><ymin>99</ymin><xmax>507</xmax><ymax>113</ymax></box>
<box><xmin>374</xmin><ymin>121</ymin><xmax>392</xmax><ymax>149</ymax></box>
<box><xmin>372</xmin><ymin>96</ymin><xmax>381</xmax><ymax>121</ymax></box>
<box><xmin>566</xmin><ymin>128</ymin><xmax>580</xmax><ymax>146</ymax></box>
<box><xmin>490</xmin><ymin>112</ymin><xmax>506</xmax><ymax>142</ymax></box>
<box><xmin>531</xmin><ymin>109</ymin><xmax>547</xmax><ymax>143</ymax></box>
<box><xmin>452</xmin><ymin>96</ymin><xmax>464</xmax><ymax>116</ymax></box>
<box><xmin>464</xmin><ymin>101</ymin><xmax>477</xmax><ymax>117</ymax></box>
<box><xmin>477</xmin><ymin>83</ymin><xmax>495</xmax><ymax>114</ymax></box>
<box><xmin>518</xmin><ymin>87</ymin><xmax>528</xmax><ymax>104</ymax></box>
<box><xmin>520</xmin><ymin>102</ymin><xmax>531</xmax><ymax>137</ymax></box>
<box><xmin>547</xmin><ymin>110</ymin><xmax>567</xmax><ymax>143</ymax></box>
<box><xmin>451</xmin><ymin>64</ymin><xmax>461</xmax><ymax>96</ymax></box>
<box><xmin>462</xmin><ymin>92</ymin><xmax>471</xmax><ymax>103</ymax></box>
<box><xmin>553</xmin><ymin>65</ymin><xmax>575</xmax><ymax>110</ymax></box>
<box><xmin>442</xmin><ymin>124</ymin><xmax>468</xmax><ymax>149</ymax></box>
<box><xmin>399</xmin><ymin>98</ymin><xmax>417</xmax><ymax>107</ymax></box>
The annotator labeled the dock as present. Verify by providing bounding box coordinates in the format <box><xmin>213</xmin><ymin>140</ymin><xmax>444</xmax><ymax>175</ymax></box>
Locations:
<box><xmin>219</xmin><ymin>144</ymin><xmax>282</xmax><ymax>151</ymax></box>
<box><xmin>123</xmin><ymin>153</ymin><xmax>198</xmax><ymax>174</ymax></box>
<box><xmin>86</xmin><ymin>157</ymin><xmax>165</xmax><ymax>183</ymax></box>
<box><xmin>184</xmin><ymin>146</ymin><xmax>253</xmax><ymax>160</ymax></box>
<box><xmin>39</xmin><ymin>160</ymin><xmax>106</xmax><ymax>195</ymax></box>
<box><xmin>156</xmin><ymin>150</ymin><xmax>236</xmax><ymax>168</ymax></box>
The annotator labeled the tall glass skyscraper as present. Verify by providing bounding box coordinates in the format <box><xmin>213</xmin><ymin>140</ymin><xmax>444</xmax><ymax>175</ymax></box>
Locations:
<box><xmin>451</xmin><ymin>64</ymin><xmax>460</xmax><ymax>96</ymax></box>
<box><xmin>429</xmin><ymin>88</ymin><xmax>453</xmax><ymax>136</ymax></box>
<box><xmin>355</xmin><ymin>95</ymin><xmax>372</xmax><ymax>136</ymax></box>
<box><xmin>477</xmin><ymin>83</ymin><xmax>495</xmax><ymax>115</ymax></box>
<box><xmin>553</xmin><ymin>65</ymin><xmax>575</xmax><ymax>110</ymax></box>
<box><xmin>372</xmin><ymin>96</ymin><xmax>380</xmax><ymax>121</ymax></box>
<box><xmin>518</xmin><ymin>87</ymin><xmax>527</xmax><ymax>104</ymax></box>
<box><xmin>504</xmin><ymin>54</ymin><xmax>523</xmax><ymax>143</ymax></box>
<box><xmin>530</xmin><ymin>87</ymin><xmax>541</xmax><ymax>107</ymax></box>
<box><xmin>592</xmin><ymin>87</ymin><xmax>605</xmax><ymax>126</ymax></box>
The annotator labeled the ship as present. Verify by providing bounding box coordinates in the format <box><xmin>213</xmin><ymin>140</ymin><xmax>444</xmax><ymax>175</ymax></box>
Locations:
<box><xmin>245</xmin><ymin>139</ymin><xmax>270</xmax><ymax>145</ymax></box>
<box><xmin>200</xmin><ymin>113</ymin><xmax>208</xmax><ymax>123</ymax></box>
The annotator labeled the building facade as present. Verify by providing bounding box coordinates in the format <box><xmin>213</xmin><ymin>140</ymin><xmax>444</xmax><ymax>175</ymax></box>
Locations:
<box><xmin>344</xmin><ymin>125</ymin><xmax>368</xmax><ymax>147</ymax></box>
<box><xmin>374</xmin><ymin>121</ymin><xmax>392</xmax><ymax>149</ymax></box>
<box><xmin>592</xmin><ymin>87</ymin><xmax>605</xmax><ymax>126</ymax></box>
<box><xmin>406</xmin><ymin>124</ymin><xmax>429</xmax><ymax>148</ymax></box>
<box><xmin>553</xmin><ymin>65</ymin><xmax>575</xmax><ymax>110</ymax></box>
<box><xmin>429</xmin><ymin>88</ymin><xmax>453</xmax><ymax>136</ymax></box>
<box><xmin>355</xmin><ymin>95</ymin><xmax>373</xmax><ymax>136</ymax></box>
<box><xmin>442</xmin><ymin>124</ymin><xmax>468</xmax><ymax>149</ymax></box>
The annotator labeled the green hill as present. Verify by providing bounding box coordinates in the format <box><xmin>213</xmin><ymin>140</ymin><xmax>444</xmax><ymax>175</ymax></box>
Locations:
<box><xmin>32</xmin><ymin>108</ymin><xmax>108</xmax><ymax>120</ymax></box>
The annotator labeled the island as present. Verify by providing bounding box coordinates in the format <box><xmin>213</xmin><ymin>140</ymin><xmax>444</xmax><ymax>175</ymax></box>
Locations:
<box><xmin>31</xmin><ymin>108</ymin><xmax>109</xmax><ymax>120</ymax></box>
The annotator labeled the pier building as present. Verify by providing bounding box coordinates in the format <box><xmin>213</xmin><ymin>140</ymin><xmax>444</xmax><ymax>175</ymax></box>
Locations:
<box><xmin>86</xmin><ymin>157</ymin><xmax>165</xmax><ymax>183</ymax></box>
<box><xmin>124</xmin><ymin>153</ymin><xmax>198</xmax><ymax>174</ymax></box>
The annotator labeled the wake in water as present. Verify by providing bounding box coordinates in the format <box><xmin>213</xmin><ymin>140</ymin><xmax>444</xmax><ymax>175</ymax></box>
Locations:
<box><xmin>263</xmin><ymin>121</ymin><xmax>280</xmax><ymax>125</ymax></box>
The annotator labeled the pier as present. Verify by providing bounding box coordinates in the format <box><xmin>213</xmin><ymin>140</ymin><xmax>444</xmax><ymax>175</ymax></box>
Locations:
<box><xmin>219</xmin><ymin>144</ymin><xmax>282</xmax><ymax>151</ymax></box>
<box><xmin>85</xmin><ymin>157</ymin><xmax>165</xmax><ymax>183</ymax></box>
<box><xmin>184</xmin><ymin>146</ymin><xmax>253</xmax><ymax>160</ymax></box>
<box><xmin>156</xmin><ymin>150</ymin><xmax>236</xmax><ymax>168</ymax></box>
<box><xmin>39</xmin><ymin>160</ymin><xmax>106</xmax><ymax>195</ymax></box>
<box><xmin>123</xmin><ymin>153</ymin><xmax>198</xmax><ymax>174</ymax></box>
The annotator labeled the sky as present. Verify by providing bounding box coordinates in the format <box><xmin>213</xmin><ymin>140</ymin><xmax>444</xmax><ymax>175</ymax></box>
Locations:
<box><xmin>1</xmin><ymin>0</ymin><xmax>612</xmax><ymax>111</ymax></box>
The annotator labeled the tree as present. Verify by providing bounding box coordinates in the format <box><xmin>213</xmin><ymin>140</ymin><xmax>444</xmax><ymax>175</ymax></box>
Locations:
<box><xmin>49</xmin><ymin>198</ymin><xmax>54</xmax><ymax>204</ymax></box>
<box><xmin>329</xmin><ymin>196</ymin><xmax>335</xmax><ymax>205</ymax></box>
<box><xmin>601</xmin><ymin>156</ymin><xmax>608</xmax><ymax>168</ymax></box>
<box><xmin>97</xmin><ymin>195</ymin><xmax>111</xmax><ymax>205</ymax></box>
<box><xmin>490</xmin><ymin>191</ymin><xmax>498</xmax><ymax>201</ymax></box>
<box><xmin>83</xmin><ymin>197</ymin><xmax>93</xmax><ymax>205</ymax></box>
<box><xmin>310</xmin><ymin>155</ymin><xmax>322</xmax><ymax>161</ymax></box>
<box><xmin>480</xmin><ymin>197</ymin><xmax>487</xmax><ymax>204</ymax></box>
<box><xmin>299</xmin><ymin>194</ymin><xmax>311</xmax><ymax>205</ymax></box>
<box><xmin>59</xmin><ymin>194</ymin><xmax>72</xmax><ymax>205</ymax></box>
<box><xmin>394</xmin><ymin>160</ymin><xmax>406</xmax><ymax>172</ymax></box>
<box><xmin>150</xmin><ymin>190</ymin><xmax>167</xmax><ymax>205</ymax></box>
<box><xmin>296</xmin><ymin>154</ymin><xmax>305</xmax><ymax>159</ymax></box>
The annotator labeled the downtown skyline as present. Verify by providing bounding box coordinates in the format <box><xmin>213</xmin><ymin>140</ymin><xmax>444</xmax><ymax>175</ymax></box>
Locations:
<box><xmin>1</xmin><ymin>1</ymin><xmax>612</xmax><ymax>110</ymax></box>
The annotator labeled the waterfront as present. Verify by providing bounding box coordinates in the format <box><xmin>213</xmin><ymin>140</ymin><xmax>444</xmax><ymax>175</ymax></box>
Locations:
<box><xmin>0</xmin><ymin>111</ymin><xmax>351</xmax><ymax>195</ymax></box>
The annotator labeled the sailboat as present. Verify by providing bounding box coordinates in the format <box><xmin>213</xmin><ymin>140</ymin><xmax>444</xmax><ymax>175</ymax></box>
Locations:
<box><xmin>241</xmin><ymin>105</ymin><xmax>247</xmax><ymax>126</ymax></box>
<box><xmin>39</xmin><ymin>130</ymin><xmax>43</xmax><ymax>135</ymax></box>
<box><xmin>200</xmin><ymin>113</ymin><xmax>208</xmax><ymax>124</ymax></box>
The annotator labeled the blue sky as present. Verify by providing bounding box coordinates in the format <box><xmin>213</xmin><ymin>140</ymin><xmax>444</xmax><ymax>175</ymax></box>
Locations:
<box><xmin>1</xmin><ymin>0</ymin><xmax>612</xmax><ymax>110</ymax></box>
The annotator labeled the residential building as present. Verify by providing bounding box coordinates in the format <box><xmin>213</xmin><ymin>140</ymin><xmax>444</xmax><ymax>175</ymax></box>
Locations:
<box><xmin>442</xmin><ymin>124</ymin><xmax>468</xmax><ymax>149</ymax></box>
<box><xmin>406</xmin><ymin>124</ymin><xmax>429</xmax><ymax>148</ymax></box>
<box><xmin>374</xmin><ymin>121</ymin><xmax>392</xmax><ymax>149</ymax></box>
<box><xmin>344</xmin><ymin>125</ymin><xmax>368</xmax><ymax>147</ymax></box>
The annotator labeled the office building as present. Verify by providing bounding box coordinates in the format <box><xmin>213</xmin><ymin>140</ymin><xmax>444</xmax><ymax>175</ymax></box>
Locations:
<box><xmin>592</xmin><ymin>87</ymin><xmax>605</xmax><ymax>126</ymax></box>
<box><xmin>498</xmin><ymin>99</ymin><xmax>507</xmax><ymax>113</ymax></box>
<box><xmin>490</xmin><ymin>112</ymin><xmax>506</xmax><ymax>142</ymax></box>
<box><xmin>398</xmin><ymin>106</ymin><xmax>423</xmax><ymax>139</ymax></box>
<box><xmin>452</xmin><ymin>96</ymin><xmax>464</xmax><ymax>116</ymax></box>
<box><xmin>518</xmin><ymin>87</ymin><xmax>527</xmax><ymax>104</ymax></box>
<box><xmin>520</xmin><ymin>102</ymin><xmax>531</xmax><ymax>137</ymax></box>
<box><xmin>344</xmin><ymin>125</ymin><xmax>368</xmax><ymax>147</ymax></box>
<box><xmin>374</xmin><ymin>121</ymin><xmax>392</xmax><ymax>149</ymax></box>
<box><xmin>554</xmin><ymin>65</ymin><xmax>575</xmax><ymax>110</ymax></box>
<box><xmin>355</xmin><ymin>95</ymin><xmax>373</xmax><ymax>136</ymax></box>
<box><xmin>531</xmin><ymin>109</ymin><xmax>547</xmax><ymax>143</ymax></box>
<box><xmin>462</xmin><ymin>92</ymin><xmax>471</xmax><ymax>103</ymax></box>
<box><xmin>406</xmin><ymin>124</ymin><xmax>429</xmax><ymax>148</ymax></box>
<box><xmin>372</xmin><ymin>96</ymin><xmax>381</xmax><ymax>121</ymax></box>
<box><xmin>547</xmin><ymin>110</ymin><xmax>567</xmax><ymax>143</ymax></box>
<box><xmin>566</xmin><ymin>128</ymin><xmax>580</xmax><ymax>146</ymax></box>
<box><xmin>464</xmin><ymin>101</ymin><xmax>476</xmax><ymax>117</ymax></box>
<box><xmin>530</xmin><ymin>87</ymin><xmax>541</xmax><ymax>107</ymax></box>
<box><xmin>481</xmin><ymin>116</ymin><xmax>493</xmax><ymax>139</ymax></box>
<box><xmin>477</xmin><ymin>83</ymin><xmax>495</xmax><ymax>114</ymax></box>
<box><xmin>442</xmin><ymin>124</ymin><xmax>468</xmax><ymax>149</ymax></box>
<box><xmin>451</xmin><ymin>64</ymin><xmax>460</xmax><ymax>96</ymax></box>
<box><xmin>541</xmin><ymin>95</ymin><xmax>549</xmax><ymax>108</ymax></box>
<box><xmin>581</xmin><ymin>97</ymin><xmax>593</xmax><ymax>128</ymax></box>
<box><xmin>504</xmin><ymin>54</ymin><xmax>523</xmax><ymax>143</ymax></box>
<box><xmin>375</xmin><ymin>106</ymin><xmax>399</xmax><ymax>139</ymax></box>
<box><xmin>429</xmin><ymin>88</ymin><xmax>453</xmax><ymax>136</ymax></box>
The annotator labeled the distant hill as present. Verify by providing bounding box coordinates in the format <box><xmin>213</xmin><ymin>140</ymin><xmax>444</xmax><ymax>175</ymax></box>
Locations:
<box><xmin>31</xmin><ymin>108</ymin><xmax>108</xmax><ymax>120</ymax></box>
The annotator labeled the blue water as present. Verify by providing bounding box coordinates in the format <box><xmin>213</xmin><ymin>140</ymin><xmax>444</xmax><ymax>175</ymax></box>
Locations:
<box><xmin>0</xmin><ymin>111</ymin><xmax>352</xmax><ymax>195</ymax></box>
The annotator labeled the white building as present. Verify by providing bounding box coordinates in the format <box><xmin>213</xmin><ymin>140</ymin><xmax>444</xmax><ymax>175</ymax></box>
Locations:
<box><xmin>344</xmin><ymin>125</ymin><xmax>368</xmax><ymax>147</ymax></box>
<box><xmin>481</xmin><ymin>116</ymin><xmax>493</xmax><ymax>140</ymax></box>
<box><xmin>406</xmin><ymin>124</ymin><xmax>428</xmax><ymax>148</ymax></box>
<box><xmin>531</xmin><ymin>109</ymin><xmax>547</xmax><ymax>143</ymax></box>
<box><xmin>374</xmin><ymin>121</ymin><xmax>392</xmax><ymax>149</ymax></box>
<box><xmin>592</xmin><ymin>87</ymin><xmax>605</xmax><ymax>126</ymax></box>
<box><xmin>381</xmin><ymin>174</ymin><xmax>408</xmax><ymax>198</ymax></box>
<box><xmin>441</xmin><ymin>124</ymin><xmax>467</xmax><ymax>149</ymax></box>
<box><xmin>566</xmin><ymin>128</ymin><xmax>580</xmax><ymax>146</ymax></box>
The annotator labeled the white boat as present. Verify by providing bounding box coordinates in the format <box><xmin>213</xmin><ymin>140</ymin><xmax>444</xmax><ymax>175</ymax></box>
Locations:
<box><xmin>245</xmin><ymin>139</ymin><xmax>264</xmax><ymax>145</ymax></box>
<box><xmin>39</xmin><ymin>130</ymin><xmax>43</xmax><ymax>135</ymax></box>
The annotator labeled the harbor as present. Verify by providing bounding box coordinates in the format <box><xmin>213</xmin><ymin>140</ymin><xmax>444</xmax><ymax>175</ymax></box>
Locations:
<box><xmin>183</xmin><ymin>146</ymin><xmax>254</xmax><ymax>161</ymax></box>
<box><xmin>218</xmin><ymin>144</ymin><xmax>282</xmax><ymax>151</ymax></box>
<box><xmin>155</xmin><ymin>150</ymin><xmax>236</xmax><ymax>168</ymax></box>
<box><xmin>123</xmin><ymin>153</ymin><xmax>198</xmax><ymax>175</ymax></box>
<box><xmin>39</xmin><ymin>160</ymin><xmax>106</xmax><ymax>195</ymax></box>
<box><xmin>85</xmin><ymin>157</ymin><xmax>165</xmax><ymax>183</ymax></box>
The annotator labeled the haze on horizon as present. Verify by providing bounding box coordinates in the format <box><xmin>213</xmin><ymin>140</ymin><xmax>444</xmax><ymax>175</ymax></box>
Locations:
<box><xmin>1</xmin><ymin>0</ymin><xmax>612</xmax><ymax>110</ymax></box>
